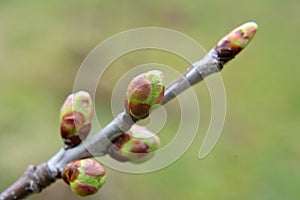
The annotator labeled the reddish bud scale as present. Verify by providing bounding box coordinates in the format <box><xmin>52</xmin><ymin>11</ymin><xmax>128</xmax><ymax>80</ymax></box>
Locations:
<box><xmin>127</xmin><ymin>75</ymin><xmax>152</xmax><ymax>101</ymax></box>
<box><xmin>62</xmin><ymin>160</ymin><xmax>81</xmax><ymax>184</ymax></box>
<box><xmin>107</xmin><ymin>133</ymin><xmax>132</xmax><ymax>162</ymax></box>
<box><xmin>73</xmin><ymin>183</ymin><xmax>98</xmax><ymax>196</ymax></box>
<box><xmin>60</xmin><ymin>111</ymin><xmax>91</xmax><ymax>148</ymax></box>
<box><xmin>126</xmin><ymin>101</ymin><xmax>151</xmax><ymax>120</ymax></box>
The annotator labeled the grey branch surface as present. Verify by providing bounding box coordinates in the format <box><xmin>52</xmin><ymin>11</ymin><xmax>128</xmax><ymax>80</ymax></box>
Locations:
<box><xmin>0</xmin><ymin>22</ymin><xmax>257</xmax><ymax>200</ymax></box>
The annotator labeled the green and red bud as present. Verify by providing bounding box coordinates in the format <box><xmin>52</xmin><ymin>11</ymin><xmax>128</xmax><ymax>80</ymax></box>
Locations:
<box><xmin>125</xmin><ymin>70</ymin><xmax>165</xmax><ymax>120</ymax></box>
<box><xmin>108</xmin><ymin>125</ymin><xmax>160</xmax><ymax>163</ymax></box>
<box><xmin>60</xmin><ymin>91</ymin><xmax>94</xmax><ymax>148</ymax></box>
<box><xmin>62</xmin><ymin>159</ymin><xmax>107</xmax><ymax>196</ymax></box>
<box><xmin>216</xmin><ymin>22</ymin><xmax>258</xmax><ymax>64</ymax></box>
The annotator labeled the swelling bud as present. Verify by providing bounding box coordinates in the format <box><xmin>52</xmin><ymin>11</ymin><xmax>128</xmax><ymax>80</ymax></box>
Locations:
<box><xmin>60</xmin><ymin>91</ymin><xmax>94</xmax><ymax>148</ymax></box>
<box><xmin>62</xmin><ymin>159</ymin><xmax>107</xmax><ymax>196</ymax></box>
<box><xmin>125</xmin><ymin>70</ymin><xmax>165</xmax><ymax>120</ymax></box>
<box><xmin>216</xmin><ymin>22</ymin><xmax>258</xmax><ymax>64</ymax></box>
<box><xmin>108</xmin><ymin>125</ymin><xmax>160</xmax><ymax>163</ymax></box>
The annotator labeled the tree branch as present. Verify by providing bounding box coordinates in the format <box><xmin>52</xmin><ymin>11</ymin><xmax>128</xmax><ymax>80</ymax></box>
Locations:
<box><xmin>0</xmin><ymin>22</ymin><xmax>257</xmax><ymax>200</ymax></box>
<box><xmin>0</xmin><ymin>163</ymin><xmax>55</xmax><ymax>200</ymax></box>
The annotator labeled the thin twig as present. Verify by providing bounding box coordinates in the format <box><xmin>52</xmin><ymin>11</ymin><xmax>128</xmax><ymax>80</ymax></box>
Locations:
<box><xmin>0</xmin><ymin>22</ymin><xmax>257</xmax><ymax>200</ymax></box>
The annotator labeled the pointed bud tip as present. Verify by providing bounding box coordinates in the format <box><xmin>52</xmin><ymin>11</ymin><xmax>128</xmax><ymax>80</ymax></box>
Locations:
<box><xmin>216</xmin><ymin>22</ymin><xmax>258</xmax><ymax>63</ymax></box>
<box><xmin>242</xmin><ymin>22</ymin><xmax>258</xmax><ymax>31</ymax></box>
<box><xmin>236</xmin><ymin>22</ymin><xmax>258</xmax><ymax>45</ymax></box>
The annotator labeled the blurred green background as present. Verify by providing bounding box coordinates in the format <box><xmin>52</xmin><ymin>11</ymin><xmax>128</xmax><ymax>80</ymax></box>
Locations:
<box><xmin>0</xmin><ymin>0</ymin><xmax>299</xmax><ymax>199</ymax></box>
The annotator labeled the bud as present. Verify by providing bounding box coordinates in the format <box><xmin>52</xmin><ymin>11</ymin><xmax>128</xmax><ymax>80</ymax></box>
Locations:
<box><xmin>60</xmin><ymin>91</ymin><xmax>94</xmax><ymax>148</ymax></box>
<box><xmin>125</xmin><ymin>70</ymin><xmax>165</xmax><ymax>120</ymax></box>
<box><xmin>108</xmin><ymin>125</ymin><xmax>160</xmax><ymax>163</ymax></box>
<box><xmin>62</xmin><ymin>159</ymin><xmax>107</xmax><ymax>196</ymax></box>
<box><xmin>216</xmin><ymin>22</ymin><xmax>258</xmax><ymax>64</ymax></box>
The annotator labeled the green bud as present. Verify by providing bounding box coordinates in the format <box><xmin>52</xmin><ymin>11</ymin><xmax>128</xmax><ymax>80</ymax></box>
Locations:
<box><xmin>216</xmin><ymin>22</ymin><xmax>258</xmax><ymax>64</ymax></box>
<box><xmin>108</xmin><ymin>125</ymin><xmax>160</xmax><ymax>163</ymax></box>
<box><xmin>60</xmin><ymin>91</ymin><xmax>94</xmax><ymax>148</ymax></box>
<box><xmin>62</xmin><ymin>159</ymin><xmax>107</xmax><ymax>196</ymax></box>
<box><xmin>125</xmin><ymin>70</ymin><xmax>165</xmax><ymax>120</ymax></box>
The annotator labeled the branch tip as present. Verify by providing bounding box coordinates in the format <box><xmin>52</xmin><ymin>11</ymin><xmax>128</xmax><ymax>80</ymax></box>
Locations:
<box><xmin>216</xmin><ymin>22</ymin><xmax>258</xmax><ymax>64</ymax></box>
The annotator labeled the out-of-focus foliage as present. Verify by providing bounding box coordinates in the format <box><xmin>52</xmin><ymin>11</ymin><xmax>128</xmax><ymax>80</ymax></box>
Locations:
<box><xmin>0</xmin><ymin>0</ymin><xmax>299</xmax><ymax>199</ymax></box>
